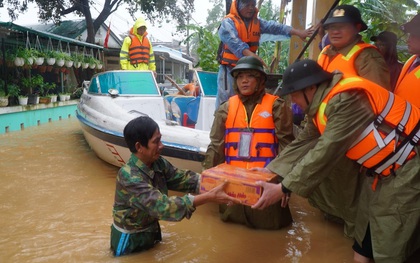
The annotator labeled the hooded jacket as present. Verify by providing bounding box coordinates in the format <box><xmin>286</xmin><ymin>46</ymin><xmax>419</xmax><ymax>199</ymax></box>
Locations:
<box><xmin>219</xmin><ymin>0</ymin><xmax>261</xmax><ymax>66</ymax></box>
<box><xmin>120</xmin><ymin>17</ymin><xmax>156</xmax><ymax>71</ymax></box>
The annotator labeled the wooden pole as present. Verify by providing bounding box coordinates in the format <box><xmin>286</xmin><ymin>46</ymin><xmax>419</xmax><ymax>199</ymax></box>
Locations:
<box><xmin>308</xmin><ymin>0</ymin><xmax>336</xmax><ymax>60</ymax></box>
<box><xmin>269</xmin><ymin>0</ymin><xmax>287</xmax><ymax>73</ymax></box>
<box><xmin>289</xmin><ymin>0</ymin><xmax>307</xmax><ymax>63</ymax></box>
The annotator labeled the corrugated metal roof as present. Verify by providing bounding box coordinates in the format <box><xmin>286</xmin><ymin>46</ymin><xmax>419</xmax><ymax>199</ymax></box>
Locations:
<box><xmin>29</xmin><ymin>20</ymin><xmax>87</xmax><ymax>40</ymax></box>
<box><xmin>0</xmin><ymin>21</ymin><xmax>103</xmax><ymax>49</ymax></box>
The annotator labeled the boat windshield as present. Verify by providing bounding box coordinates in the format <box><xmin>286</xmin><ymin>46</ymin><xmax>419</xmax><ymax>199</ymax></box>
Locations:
<box><xmin>197</xmin><ymin>71</ymin><xmax>217</xmax><ymax>96</ymax></box>
<box><xmin>88</xmin><ymin>71</ymin><xmax>160</xmax><ymax>95</ymax></box>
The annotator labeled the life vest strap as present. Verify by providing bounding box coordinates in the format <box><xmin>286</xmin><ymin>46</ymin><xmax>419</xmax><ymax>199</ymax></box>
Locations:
<box><xmin>352</xmin><ymin>97</ymin><xmax>413</xmax><ymax>166</ymax></box>
<box><xmin>350</xmin><ymin>93</ymin><xmax>395</xmax><ymax>149</ymax></box>
<box><xmin>372</xmin><ymin>120</ymin><xmax>420</xmax><ymax>174</ymax></box>
<box><xmin>226</xmin><ymin>156</ymin><xmax>274</xmax><ymax>166</ymax></box>
<box><xmin>374</xmin><ymin>92</ymin><xmax>395</xmax><ymax>127</ymax></box>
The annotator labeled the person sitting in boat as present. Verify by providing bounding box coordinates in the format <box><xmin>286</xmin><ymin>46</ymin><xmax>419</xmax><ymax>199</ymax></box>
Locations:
<box><xmin>178</xmin><ymin>82</ymin><xmax>199</xmax><ymax>96</ymax></box>
<box><xmin>110</xmin><ymin>116</ymin><xmax>240</xmax><ymax>257</ymax></box>
<box><xmin>202</xmin><ymin>56</ymin><xmax>295</xmax><ymax>229</ymax></box>
<box><xmin>120</xmin><ymin>17</ymin><xmax>157</xmax><ymax>77</ymax></box>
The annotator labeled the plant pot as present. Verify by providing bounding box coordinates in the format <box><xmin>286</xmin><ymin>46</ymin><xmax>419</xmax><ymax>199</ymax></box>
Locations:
<box><xmin>56</xmin><ymin>59</ymin><xmax>65</xmax><ymax>67</ymax></box>
<box><xmin>89</xmin><ymin>63</ymin><xmax>96</xmax><ymax>69</ymax></box>
<box><xmin>28</xmin><ymin>94</ymin><xmax>39</xmax><ymax>105</ymax></box>
<box><xmin>50</xmin><ymin>95</ymin><xmax>57</xmax><ymax>103</ymax></box>
<box><xmin>39</xmin><ymin>97</ymin><xmax>51</xmax><ymax>104</ymax></box>
<box><xmin>97</xmin><ymin>64</ymin><xmax>103</xmax><ymax>70</ymax></box>
<box><xmin>14</xmin><ymin>57</ymin><xmax>24</xmax><ymax>67</ymax></box>
<box><xmin>0</xmin><ymin>96</ymin><xmax>8</xmax><ymax>107</ymax></box>
<box><xmin>18</xmin><ymin>97</ymin><xmax>28</xmax><ymax>106</ymax></box>
<box><xmin>47</xmin><ymin>58</ymin><xmax>56</xmax><ymax>65</ymax></box>
<box><xmin>59</xmin><ymin>94</ymin><xmax>66</xmax><ymax>102</ymax></box>
<box><xmin>66</xmin><ymin>94</ymin><xmax>71</xmax><ymax>101</ymax></box>
<box><xmin>82</xmin><ymin>63</ymin><xmax>89</xmax><ymax>69</ymax></box>
<box><xmin>65</xmin><ymin>60</ymin><xmax>74</xmax><ymax>67</ymax></box>
<box><xmin>35</xmin><ymin>57</ymin><xmax>45</xmax><ymax>65</ymax></box>
<box><xmin>38</xmin><ymin>65</ymin><xmax>47</xmax><ymax>73</ymax></box>
<box><xmin>74</xmin><ymin>62</ymin><xmax>82</xmax><ymax>68</ymax></box>
<box><xmin>26</xmin><ymin>57</ymin><xmax>34</xmax><ymax>65</ymax></box>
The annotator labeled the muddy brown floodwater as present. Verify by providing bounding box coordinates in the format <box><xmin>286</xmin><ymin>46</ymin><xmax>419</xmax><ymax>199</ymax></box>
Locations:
<box><xmin>0</xmin><ymin>118</ymin><xmax>418</xmax><ymax>263</ymax></box>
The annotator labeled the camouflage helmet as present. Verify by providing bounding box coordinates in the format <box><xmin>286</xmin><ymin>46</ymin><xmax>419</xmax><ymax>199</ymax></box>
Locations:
<box><xmin>280</xmin><ymin>59</ymin><xmax>333</xmax><ymax>96</ymax></box>
<box><xmin>231</xmin><ymin>56</ymin><xmax>267</xmax><ymax>79</ymax></box>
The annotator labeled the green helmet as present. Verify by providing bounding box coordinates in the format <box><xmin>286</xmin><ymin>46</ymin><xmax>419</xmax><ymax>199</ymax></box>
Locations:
<box><xmin>280</xmin><ymin>59</ymin><xmax>333</xmax><ymax>96</ymax></box>
<box><xmin>231</xmin><ymin>56</ymin><xmax>266</xmax><ymax>79</ymax></box>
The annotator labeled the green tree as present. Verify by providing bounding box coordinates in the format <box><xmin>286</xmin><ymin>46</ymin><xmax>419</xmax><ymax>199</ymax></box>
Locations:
<box><xmin>2</xmin><ymin>0</ymin><xmax>195</xmax><ymax>44</ymax></box>
<box><xmin>183</xmin><ymin>24</ymin><xmax>220</xmax><ymax>71</ymax></box>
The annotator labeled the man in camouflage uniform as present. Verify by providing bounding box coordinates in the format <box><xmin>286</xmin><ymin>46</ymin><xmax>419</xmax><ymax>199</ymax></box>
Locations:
<box><xmin>110</xmin><ymin>116</ymin><xmax>239</xmax><ymax>256</ymax></box>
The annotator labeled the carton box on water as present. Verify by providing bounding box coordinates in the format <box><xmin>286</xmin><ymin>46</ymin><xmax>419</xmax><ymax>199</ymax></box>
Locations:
<box><xmin>200</xmin><ymin>163</ymin><xmax>278</xmax><ymax>206</ymax></box>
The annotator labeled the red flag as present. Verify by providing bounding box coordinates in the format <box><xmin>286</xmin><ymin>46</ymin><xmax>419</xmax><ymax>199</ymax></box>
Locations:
<box><xmin>104</xmin><ymin>21</ymin><xmax>111</xmax><ymax>48</ymax></box>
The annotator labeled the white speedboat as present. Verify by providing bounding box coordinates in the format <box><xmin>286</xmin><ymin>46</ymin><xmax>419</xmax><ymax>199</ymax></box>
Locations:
<box><xmin>76</xmin><ymin>70</ymin><xmax>217</xmax><ymax>169</ymax></box>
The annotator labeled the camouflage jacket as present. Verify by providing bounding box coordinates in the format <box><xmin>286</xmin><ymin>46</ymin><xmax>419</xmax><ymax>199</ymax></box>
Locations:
<box><xmin>112</xmin><ymin>154</ymin><xmax>200</xmax><ymax>232</ymax></box>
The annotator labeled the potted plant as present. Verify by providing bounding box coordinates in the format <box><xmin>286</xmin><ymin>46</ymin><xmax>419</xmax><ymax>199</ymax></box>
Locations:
<box><xmin>87</xmin><ymin>56</ymin><xmax>99</xmax><ymax>69</ymax></box>
<box><xmin>16</xmin><ymin>47</ymin><xmax>38</xmax><ymax>66</ymax></box>
<box><xmin>45</xmin><ymin>50</ymin><xmax>57</xmax><ymax>66</ymax></box>
<box><xmin>7</xmin><ymin>83</ymin><xmax>27</xmax><ymax>106</ymax></box>
<box><xmin>82</xmin><ymin>56</ymin><xmax>90</xmax><ymax>69</ymax></box>
<box><xmin>0</xmin><ymin>79</ymin><xmax>8</xmax><ymax>107</ymax></box>
<box><xmin>13</xmin><ymin>48</ymin><xmax>25</xmax><ymax>67</ymax></box>
<box><xmin>39</xmin><ymin>82</ymin><xmax>57</xmax><ymax>104</ymax></box>
<box><xmin>34</xmin><ymin>50</ymin><xmax>46</xmax><ymax>66</ymax></box>
<box><xmin>59</xmin><ymin>92</ymin><xmax>67</xmax><ymax>102</ymax></box>
<box><xmin>62</xmin><ymin>53</ymin><xmax>73</xmax><ymax>67</ymax></box>
<box><xmin>46</xmin><ymin>83</ymin><xmax>57</xmax><ymax>102</ymax></box>
<box><xmin>54</xmin><ymin>52</ymin><xmax>66</xmax><ymax>67</ymax></box>
<box><xmin>72</xmin><ymin>53</ymin><xmax>84</xmax><ymax>69</ymax></box>
<box><xmin>21</xmin><ymin>74</ymin><xmax>44</xmax><ymax>105</ymax></box>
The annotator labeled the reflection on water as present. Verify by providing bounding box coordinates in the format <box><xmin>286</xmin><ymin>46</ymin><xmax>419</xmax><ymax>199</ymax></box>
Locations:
<box><xmin>3</xmin><ymin>118</ymin><xmax>413</xmax><ymax>262</ymax></box>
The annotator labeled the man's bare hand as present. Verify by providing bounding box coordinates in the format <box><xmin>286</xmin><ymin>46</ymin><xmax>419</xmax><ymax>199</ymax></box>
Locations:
<box><xmin>251</xmin><ymin>181</ymin><xmax>283</xmax><ymax>210</ymax></box>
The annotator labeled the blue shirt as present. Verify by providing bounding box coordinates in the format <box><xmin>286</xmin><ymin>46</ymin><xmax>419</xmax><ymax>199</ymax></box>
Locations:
<box><xmin>218</xmin><ymin>17</ymin><xmax>292</xmax><ymax>59</ymax></box>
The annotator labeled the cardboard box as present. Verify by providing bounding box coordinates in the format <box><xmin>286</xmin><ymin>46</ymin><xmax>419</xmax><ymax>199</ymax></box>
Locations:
<box><xmin>200</xmin><ymin>163</ymin><xmax>278</xmax><ymax>206</ymax></box>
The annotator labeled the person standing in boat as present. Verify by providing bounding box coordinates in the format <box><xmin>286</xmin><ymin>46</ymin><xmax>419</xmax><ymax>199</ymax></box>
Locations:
<box><xmin>215</xmin><ymin>0</ymin><xmax>314</xmax><ymax>109</ymax></box>
<box><xmin>110</xmin><ymin>116</ymin><xmax>240</xmax><ymax>257</ymax></box>
<box><xmin>202</xmin><ymin>56</ymin><xmax>294</xmax><ymax>229</ymax></box>
<box><xmin>120</xmin><ymin>17</ymin><xmax>157</xmax><ymax>77</ymax></box>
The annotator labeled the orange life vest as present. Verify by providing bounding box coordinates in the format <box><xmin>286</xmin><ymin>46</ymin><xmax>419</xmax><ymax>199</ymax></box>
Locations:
<box><xmin>179</xmin><ymin>83</ymin><xmax>198</xmax><ymax>96</ymax></box>
<box><xmin>314</xmin><ymin>76</ymin><xmax>420</xmax><ymax>190</ymax></box>
<box><xmin>225</xmin><ymin>94</ymin><xmax>279</xmax><ymax>169</ymax></box>
<box><xmin>394</xmin><ymin>55</ymin><xmax>420</xmax><ymax>108</ymax></box>
<box><xmin>128</xmin><ymin>34</ymin><xmax>151</xmax><ymax>65</ymax></box>
<box><xmin>317</xmin><ymin>43</ymin><xmax>375</xmax><ymax>76</ymax></box>
<box><xmin>219</xmin><ymin>2</ymin><xmax>261</xmax><ymax>67</ymax></box>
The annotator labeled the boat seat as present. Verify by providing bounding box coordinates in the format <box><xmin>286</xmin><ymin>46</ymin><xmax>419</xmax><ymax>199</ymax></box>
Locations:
<box><xmin>170</xmin><ymin>96</ymin><xmax>201</xmax><ymax>128</ymax></box>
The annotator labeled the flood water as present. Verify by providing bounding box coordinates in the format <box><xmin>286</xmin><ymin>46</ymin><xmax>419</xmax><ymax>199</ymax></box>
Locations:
<box><xmin>0</xmin><ymin>118</ymin><xmax>417</xmax><ymax>262</ymax></box>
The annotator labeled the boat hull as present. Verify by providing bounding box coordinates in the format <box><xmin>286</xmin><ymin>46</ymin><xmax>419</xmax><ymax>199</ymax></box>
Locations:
<box><xmin>77</xmin><ymin>111</ymin><xmax>206</xmax><ymax>170</ymax></box>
